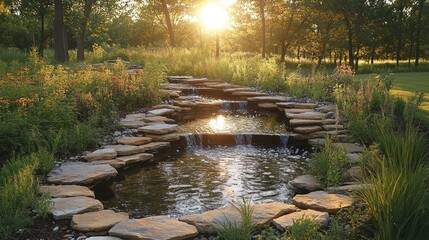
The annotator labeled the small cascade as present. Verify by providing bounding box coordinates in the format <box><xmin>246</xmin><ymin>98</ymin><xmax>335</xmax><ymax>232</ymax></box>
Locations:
<box><xmin>221</xmin><ymin>101</ymin><xmax>231</xmax><ymax>111</ymax></box>
<box><xmin>238</xmin><ymin>101</ymin><xmax>248</xmax><ymax>112</ymax></box>
<box><xmin>279</xmin><ymin>135</ymin><xmax>289</xmax><ymax>148</ymax></box>
<box><xmin>234</xmin><ymin>134</ymin><xmax>253</xmax><ymax>145</ymax></box>
<box><xmin>183</xmin><ymin>134</ymin><xmax>203</xmax><ymax>147</ymax></box>
<box><xmin>244</xmin><ymin>134</ymin><xmax>253</xmax><ymax>145</ymax></box>
<box><xmin>191</xmin><ymin>87</ymin><xmax>198</xmax><ymax>96</ymax></box>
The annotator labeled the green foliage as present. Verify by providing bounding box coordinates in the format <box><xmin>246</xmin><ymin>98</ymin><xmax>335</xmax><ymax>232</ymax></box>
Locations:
<box><xmin>216</xmin><ymin>198</ymin><xmax>256</xmax><ymax>240</ymax></box>
<box><xmin>34</xmin><ymin>192</ymin><xmax>52</xmax><ymax>220</ymax></box>
<box><xmin>283</xmin><ymin>217</ymin><xmax>324</xmax><ymax>240</ymax></box>
<box><xmin>307</xmin><ymin>137</ymin><xmax>349</xmax><ymax>188</ymax></box>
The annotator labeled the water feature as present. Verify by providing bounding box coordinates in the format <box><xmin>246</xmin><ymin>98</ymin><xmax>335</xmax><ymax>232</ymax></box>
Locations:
<box><xmin>96</xmin><ymin>145</ymin><xmax>309</xmax><ymax>219</ymax></box>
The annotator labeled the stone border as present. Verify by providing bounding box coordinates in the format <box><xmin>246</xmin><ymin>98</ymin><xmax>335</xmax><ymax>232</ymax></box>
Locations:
<box><xmin>42</xmin><ymin>76</ymin><xmax>359</xmax><ymax>239</ymax></box>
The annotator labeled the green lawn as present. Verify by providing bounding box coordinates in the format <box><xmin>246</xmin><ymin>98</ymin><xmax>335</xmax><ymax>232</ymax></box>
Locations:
<box><xmin>355</xmin><ymin>72</ymin><xmax>429</xmax><ymax>124</ymax></box>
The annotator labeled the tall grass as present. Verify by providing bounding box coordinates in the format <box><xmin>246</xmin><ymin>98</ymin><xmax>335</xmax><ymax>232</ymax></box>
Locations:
<box><xmin>216</xmin><ymin>198</ymin><xmax>256</xmax><ymax>240</ymax></box>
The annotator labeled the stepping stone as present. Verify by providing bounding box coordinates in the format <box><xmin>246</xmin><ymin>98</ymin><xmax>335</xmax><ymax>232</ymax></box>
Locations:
<box><xmin>334</xmin><ymin>143</ymin><xmax>364</xmax><ymax>153</ymax></box>
<box><xmin>151</xmin><ymin>104</ymin><xmax>182</xmax><ymax>111</ymax></box>
<box><xmin>183</xmin><ymin>78</ymin><xmax>209</xmax><ymax>84</ymax></box>
<box><xmin>174</xmin><ymin>101</ymin><xmax>198</xmax><ymax>107</ymax></box>
<box><xmin>137</xmin><ymin>142</ymin><xmax>171</xmax><ymax>152</ymax></box>
<box><xmin>247</xmin><ymin>96</ymin><xmax>291</xmax><ymax>102</ymax></box>
<box><xmin>84</xmin><ymin>149</ymin><xmax>117</xmax><ymax>161</ymax></box>
<box><xmin>289</xmin><ymin>119</ymin><xmax>335</xmax><ymax>126</ymax></box>
<box><xmin>308</xmin><ymin>138</ymin><xmax>326</xmax><ymax>145</ymax></box>
<box><xmin>116</xmin><ymin>153</ymin><xmax>154</xmax><ymax>165</ymax></box>
<box><xmin>278</xmin><ymin>102</ymin><xmax>316</xmax><ymax>109</ymax></box>
<box><xmin>40</xmin><ymin>185</ymin><xmax>95</xmax><ymax>198</ymax></box>
<box><xmin>117</xmin><ymin>137</ymin><xmax>152</xmax><ymax>146</ymax></box>
<box><xmin>258</xmin><ymin>103</ymin><xmax>278</xmax><ymax>109</ymax></box>
<box><xmin>286</xmin><ymin>112</ymin><xmax>326</xmax><ymax>120</ymax></box>
<box><xmin>104</xmin><ymin>145</ymin><xmax>144</xmax><ymax>156</ymax></box>
<box><xmin>86</xmin><ymin>237</ymin><xmax>122</xmax><ymax>240</ymax></box>
<box><xmin>223</xmin><ymin>87</ymin><xmax>253</xmax><ymax>93</ymax></box>
<box><xmin>90</xmin><ymin>159</ymin><xmax>125</xmax><ymax>169</ymax></box>
<box><xmin>147</xmin><ymin>108</ymin><xmax>175</xmax><ymax>116</ymax></box>
<box><xmin>283</xmin><ymin>108</ymin><xmax>313</xmax><ymax>114</ymax></box>
<box><xmin>210</xmin><ymin>83</ymin><xmax>242</xmax><ymax>89</ymax></box>
<box><xmin>51</xmin><ymin>196</ymin><xmax>103</xmax><ymax>220</ymax></box>
<box><xmin>47</xmin><ymin>162</ymin><xmax>118</xmax><ymax>185</ymax></box>
<box><xmin>326</xmin><ymin>184</ymin><xmax>371</xmax><ymax>195</ymax></box>
<box><xmin>146</xmin><ymin>133</ymin><xmax>180</xmax><ymax>142</ymax></box>
<box><xmin>347</xmin><ymin>153</ymin><xmax>361</xmax><ymax>164</ymax></box>
<box><xmin>119</xmin><ymin>120</ymin><xmax>146</xmax><ymax>129</ymax></box>
<box><xmin>71</xmin><ymin>210</ymin><xmax>129</xmax><ymax>232</ymax></box>
<box><xmin>160</xmin><ymin>90</ymin><xmax>181</xmax><ymax>98</ymax></box>
<box><xmin>124</xmin><ymin>113</ymin><xmax>146</xmax><ymax>120</ymax></box>
<box><xmin>109</xmin><ymin>216</ymin><xmax>198</xmax><ymax>240</ymax></box>
<box><xmin>142</xmin><ymin>116</ymin><xmax>175</xmax><ymax>123</ymax></box>
<box><xmin>179</xmin><ymin>202</ymin><xmax>297</xmax><ymax>233</ymax></box>
<box><xmin>316</xmin><ymin>105</ymin><xmax>336</xmax><ymax>113</ymax></box>
<box><xmin>291</xmin><ymin>175</ymin><xmax>322</xmax><ymax>192</ymax></box>
<box><xmin>167</xmin><ymin>75</ymin><xmax>193</xmax><ymax>80</ymax></box>
<box><xmin>323</xmin><ymin>124</ymin><xmax>344</xmax><ymax>131</ymax></box>
<box><xmin>139</xmin><ymin>124</ymin><xmax>178</xmax><ymax>135</ymax></box>
<box><xmin>346</xmin><ymin>166</ymin><xmax>363</xmax><ymax>180</ymax></box>
<box><xmin>232</xmin><ymin>91</ymin><xmax>267</xmax><ymax>97</ymax></box>
<box><xmin>294</xmin><ymin>126</ymin><xmax>323</xmax><ymax>134</ymax></box>
<box><xmin>293</xmin><ymin>191</ymin><xmax>353</xmax><ymax>214</ymax></box>
<box><xmin>273</xmin><ymin>209</ymin><xmax>329</xmax><ymax>231</ymax></box>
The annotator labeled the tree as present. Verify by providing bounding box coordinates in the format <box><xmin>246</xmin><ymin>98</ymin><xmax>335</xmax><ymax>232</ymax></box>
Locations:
<box><xmin>54</xmin><ymin>0</ymin><xmax>68</xmax><ymax>62</ymax></box>
<box><xmin>76</xmin><ymin>0</ymin><xmax>95</xmax><ymax>61</ymax></box>
<box><xmin>258</xmin><ymin>0</ymin><xmax>266</xmax><ymax>58</ymax></box>
<box><xmin>414</xmin><ymin>0</ymin><xmax>426</xmax><ymax>66</ymax></box>
<box><xmin>161</xmin><ymin>0</ymin><xmax>176</xmax><ymax>47</ymax></box>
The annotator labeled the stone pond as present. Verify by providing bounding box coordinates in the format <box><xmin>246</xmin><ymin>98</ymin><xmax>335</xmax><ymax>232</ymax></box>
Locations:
<box><xmin>42</xmin><ymin>76</ymin><xmax>363</xmax><ymax>240</ymax></box>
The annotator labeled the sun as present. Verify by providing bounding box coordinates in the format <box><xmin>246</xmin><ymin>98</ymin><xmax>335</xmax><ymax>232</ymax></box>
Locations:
<box><xmin>200</xmin><ymin>3</ymin><xmax>229</xmax><ymax>30</ymax></box>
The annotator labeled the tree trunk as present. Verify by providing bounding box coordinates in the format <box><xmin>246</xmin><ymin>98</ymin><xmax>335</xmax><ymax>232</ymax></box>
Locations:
<box><xmin>344</xmin><ymin>16</ymin><xmax>354</xmax><ymax>68</ymax></box>
<box><xmin>297</xmin><ymin>46</ymin><xmax>300</xmax><ymax>61</ymax></box>
<box><xmin>39</xmin><ymin>9</ymin><xmax>45</xmax><ymax>57</ymax></box>
<box><xmin>161</xmin><ymin>0</ymin><xmax>176</xmax><ymax>47</ymax></box>
<box><xmin>54</xmin><ymin>0</ymin><xmax>68</xmax><ymax>62</ymax></box>
<box><xmin>415</xmin><ymin>0</ymin><xmax>424</xmax><ymax>67</ymax></box>
<box><xmin>280</xmin><ymin>41</ymin><xmax>287</xmax><ymax>62</ymax></box>
<box><xmin>77</xmin><ymin>0</ymin><xmax>95</xmax><ymax>61</ymax></box>
<box><xmin>355</xmin><ymin>47</ymin><xmax>359</xmax><ymax>71</ymax></box>
<box><xmin>396</xmin><ymin>1</ymin><xmax>404</xmax><ymax>67</ymax></box>
<box><xmin>259</xmin><ymin>0</ymin><xmax>266</xmax><ymax>58</ymax></box>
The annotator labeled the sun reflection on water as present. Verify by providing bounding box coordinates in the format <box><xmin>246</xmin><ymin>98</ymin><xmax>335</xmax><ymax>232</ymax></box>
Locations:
<box><xmin>209</xmin><ymin>115</ymin><xmax>226</xmax><ymax>131</ymax></box>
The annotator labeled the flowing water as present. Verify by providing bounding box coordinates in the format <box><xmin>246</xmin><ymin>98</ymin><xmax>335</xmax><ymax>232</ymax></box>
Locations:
<box><xmin>97</xmin><ymin>145</ymin><xmax>308</xmax><ymax>218</ymax></box>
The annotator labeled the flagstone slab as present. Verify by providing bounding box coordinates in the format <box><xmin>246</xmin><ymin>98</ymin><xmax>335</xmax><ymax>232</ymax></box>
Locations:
<box><xmin>117</xmin><ymin>137</ymin><xmax>152</xmax><ymax>145</ymax></box>
<box><xmin>47</xmin><ymin>162</ymin><xmax>118</xmax><ymax>185</ymax></box>
<box><xmin>326</xmin><ymin>184</ymin><xmax>372</xmax><ymax>195</ymax></box>
<box><xmin>119</xmin><ymin>120</ymin><xmax>146</xmax><ymax>129</ymax></box>
<box><xmin>258</xmin><ymin>103</ymin><xmax>278</xmax><ymax>109</ymax></box>
<box><xmin>137</xmin><ymin>142</ymin><xmax>171</xmax><ymax>152</ymax></box>
<box><xmin>86</xmin><ymin>237</ymin><xmax>122</xmax><ymax>240</ymax></box>
<box><xmin>283</xmin><ymin>108</ymin><xmax>314</xmax><ymax>114</ymax></box>
<box><xmin>147</xmin><ymin>108</ymin><xmax>175</xmax><ymax>116</ymax></box>
<box><xmin>223</xmin><ymin>87</ymin><xmax>254</xmax><ymax>93</ymax></box>
<box><xmin>51</xmin><ymin>196</ymin><xmax>103</xmax><ymax>220</ymax></box>
<box><xmin>232</xmin><ymin>91</ymin><xmax>267</xmax><ymax>97</ymax></box>
<box><xmin>247</xmin><ymin>96</ymin><xmax>292</xmax><ymax>102</ymax></box>
<box><xmin>291</xmin><ymin>175</ymin><xmax>322</xmax><ymax>192</ymax></box>
<box><xmin>40</xmin><ymin>185</ymin><xmax>95</xmax><ymax>198</ymax></box>
<box><xmin>104</xmin><ymin>145</ymin><xmax>144</xmax><ymax>156</ymax></box>
<box><xmin>142</xmin><ymin>116</ymin><xmax>175</xmax><ymax>123</ymax></box>
<box><xmin>139</xmin><ymin>124</ymin><xmax>178</xmax><ymax>135</ymax></box>
<box><xmin>272</xmin><ymin>209</ymin><xmax>329</xmax><ymax>231</ymax></box>
<box><xmin>289</xmin><ymin>119</ymin><xmax>335</xmax><ymax>126</ymax></box>
<box><xmin>124</xmin><ymin>113</ymin><xmax>146</xmax><ymax>120</ymax></box>
<box><xmin>293</xmin><ymin>191</ymin><xmax>353</xmax><ymax>214</ymax></box>
<box><xmin>145</xmin><ymin>133</ymin><xmax>180</xmax><ymax>142</ymax></box>
<box><xmin>286</xmin><ymin>112</ymin><xmax>327</xmax><ymax>120</ymax></box>
<box><xmin>294</xmin><ymin>126</ymin><xmax>323</xmax><ymax>134</ymax></box>
<box><xmin>90</xmin><ymin>159</ymin><xmax>125</xmax><ymax>169</ymax></box>
<box><xmin>84</xmin><ymin>149</ymin><xmax>117</xmax><ymax>161</ymax></box>
<box><xmin>109</xmin><ymin>216</ymin><xmax>198</xmax><ymax>240</ymax></box>
<box><xmin>116</xmin><ymin>153</ymin><xmax>154</xmax><ymax>165</ymax></box>
<box><xmin>71</xmin><ymin>210</ymin><xmax>129</xmax><ymax>232</ymax></box>
<box><xmin>151</xmin><ymin>104</ymin><xmax>183</xmax><ymax>111</ymax></box>
<box><xmin>323</xmin><ymin>124</ymin><xmax>344</xmax><ymax>131</ymax></box>
<box><xmin>316</xmin><ymin>105</ymin><xmax>336</xmax><ymax>113</ymax></box>
<box><xmin>179</xmin><ymin>202</ymin><xmax>297</xmax><ymax>233</ymax></box>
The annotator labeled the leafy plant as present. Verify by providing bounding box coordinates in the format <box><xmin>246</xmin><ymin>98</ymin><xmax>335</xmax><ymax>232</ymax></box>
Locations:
<box><xmin>283</xmin><ymin>217</ymin><xmax>324</xmax><ymax>240</ymax></box>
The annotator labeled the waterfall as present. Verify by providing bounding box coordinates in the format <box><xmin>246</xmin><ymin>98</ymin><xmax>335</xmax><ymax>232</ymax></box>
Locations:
<box><xmin>234</xmin><ymin>134</ymin><xmax>253</xmax><ymax>145</ymax></box>
<box><xmin>221</xmin><ymin>101</ymin><xmax>231</xmax><ymax>111</ymax></box>
<box><xmin>191</xmin><ymin>87</ymin><xmax>198</xmax><ymax>95</ymax></box>
<box><xmin>183</xmin><ymin>134</ymin><xmax>203</xmax><ymax>147</ymax></box>
<box><xmin>279</xmin><ymin>135</ymin><xmax>289</xmax><ymax>148</ymax></box>
<box><xmin>238</xmin><ymin>101</ymin><xmax>248</xmax><ymax>112</ymax></box>
<box><xmin>244</xmin><ymin>134</ymin><xmax>253</xmax><ymax>145</ymax></box>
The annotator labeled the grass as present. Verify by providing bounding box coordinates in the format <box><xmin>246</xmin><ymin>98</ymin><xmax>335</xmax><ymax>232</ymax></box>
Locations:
<box><xmin>216</xmin><ymin>198</ymin><xmax>256</xmax><ymax>240</ymax></box>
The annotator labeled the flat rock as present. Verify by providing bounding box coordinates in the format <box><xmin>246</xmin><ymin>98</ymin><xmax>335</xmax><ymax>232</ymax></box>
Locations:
<box><xmin>292</xmin><ymin>103</ymin><xmax>317</xmax><ymax>109</ymax></box>
<box><xmin>90</xmin><ymin>159</ymin><xmax>125</xmax><ymax>169</ymax></box>
<box><xmin>346</xmin><ymin>166</ymin><xmax>363</xmax><ymax>180</ymax></box>
<box><xmin>142</xmin><ymin>116</ymin><xmax>175</xmax><ymax>123</ymax></box>
<box><xmin>137</xmin><ymin>142</ymin><xmax>171</xmax><ymax>152</ymax></box>
<box><xmin>223</xmin><ymin>87</ymin><xmax>253</xmax><ymax>93</ymax></box>
<box><xmin>147</xmin><ymin>108</ymin><xmax>175</xmax><ymax>116</ymax></box>
<box><xmin>291</xmin><ymin>175</ymin><xmax>322</xmax><ymax>192</ymax></box>
<box><xmin>316</xmin><ymin>105</ymin><xmax>336</xmax><ymax>113</ymax></box>
<box><xmin>51</xmin><ymin>196</ymin><xmax>103</xmax><ymax>220</ymax></box>
<box><xmin>151</xmin><ymin>104</ymin><xmax>182</xmax><ymax>111</ymax></box>
<box><xmin>283</xmin><ymin>108</ymin><xmax>313</xmax><ymax>114</ymax></box>
<box><xmin>286</xmin><ymin>112</ymin><xmax>326</xmax><ymax>120</ymax></box>
<box><xmin>116</xmin><ymin>153</ymin><xmax>154</xmax><ymax>165</ymax></box>
<box><xmin>258</xmin><ymin>103</ymin><xmax>278</xmax><ymax>109</ymax></box>
<box><xmin>272</xmin><ymin>209</ymin><xmax>329</xmax><ymax>231</ymax></box>
<box><xmin>232</xmin><ymin>91</ymin><xmax>267</xmax><ymax>97</ymax></box>
<box><xmin>247</xmin><ymin>96</ymin><xmax>291</xmax><ymax>102</ymax></box>
<box><xmin>139</xmin><ymin>124</ymin><xmax>178</xmax><ymax>135</ymax></box>
<box><xmin>145</xmin><ymin>133</ymin><xmax>180</xmax><ymax>141</ymax></box>
<box><xmin>40</xmin><ymin>185</ymin><xmax>95</xmax><ymax>198</ymax></box>
<box><xmin>117</xmin><ymin>137</ymin><xmax>152</xmax><ymax>145</ymax></box>
<box><xmin>109</xmin><ymin>216</ymin><xmax>198</xmax><ymax>240</ymax></box>
<box><xmin>334</xmin><ymin>143</ymin><xmax>364</xmax><ymax>153</ymax></box>
<box><xmin>124</xmin><ymin>113</ymin><xmax>146</xmax><ymax>120</ymax></box>
<box><xmin>84</xmin><ymin>149</ymin><xmax>117</xmax><ymax>161</ymax></box>
<box><xmin>119</xmin><ymin>120</ymin><xmax>146</xmax><ymax>129</ymax></box>
<box><xmin>104</xmin><ymin>145</ymin><xmax>144</xmax><ymax>156</ymax></box>
<box><xmin>210</xmin><ymin>83</ymin><xmax>242</xmax><ymax>89</ymax></box>
<box><xmin>179</xmin><ymin>202</ymin><xmax>297</xmax><ymax>233</ymax></box>
<box><xmin>47</xmin><ymin>162</ymin><xmax>118</xmax><ymax>185</ymax></box>
<box><xmin>323</xmin><ymin>124</ymin><xmax>344</xmax><ymax>131</ymax></box>
<box><xmin>294</xmin><ymin>126</ymin><xmax>323</xmax><ymax>134</ymax></box>
<box><xmin>86</xmin><ymin>237</ymin><xmax>122</xmax><ymax>240</ymax></box>
<box><xmin>308</xmin><ymin>138</ymin><xmax>326</xmax><ymax>145</ymax></box>
<box><xmin>71</xmin><ymin>210</ymin><xmax>129</xmax><ymax>232</ymax></box>
<box><xmin>347</xmin><ymin>153</ymin><xmax>361</xmax><ymax>164</ymax></box>
<box><xmin>326</xmin><ymin>184</ymin><xmax>371</xmax><ymax>195</ymax></box>
<box><xmin>160</xmin><ymin>89</ymin><xmax>181</xmax><ymax>98</ymax></box>
<box><xmin>293</xmin><ymin>191</ymin><xmax>353</xmax><ymax>214</ymax></box>
<box><xmin>289</xmin><ymin>119</ymin><xmax>335</xmax><ymax>126</ymax></box>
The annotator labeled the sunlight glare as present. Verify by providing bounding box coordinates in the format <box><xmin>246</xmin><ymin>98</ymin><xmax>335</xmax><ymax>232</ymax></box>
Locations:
<box><xmin>209</xmin><ymin>115</ymin><xmax>226</xmax><ymax>130</ymax></box>
<box><xmin>200</xmin><ymin>3</ymin><xmax>229</xmax><ymax>30</ymax></box>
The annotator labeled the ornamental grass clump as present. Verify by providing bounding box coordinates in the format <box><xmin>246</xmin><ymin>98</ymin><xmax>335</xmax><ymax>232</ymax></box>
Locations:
<box><xmin>216</xmin><ymin>198</ymin><xmax>256</xmax><ymax>240</ymax></box>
